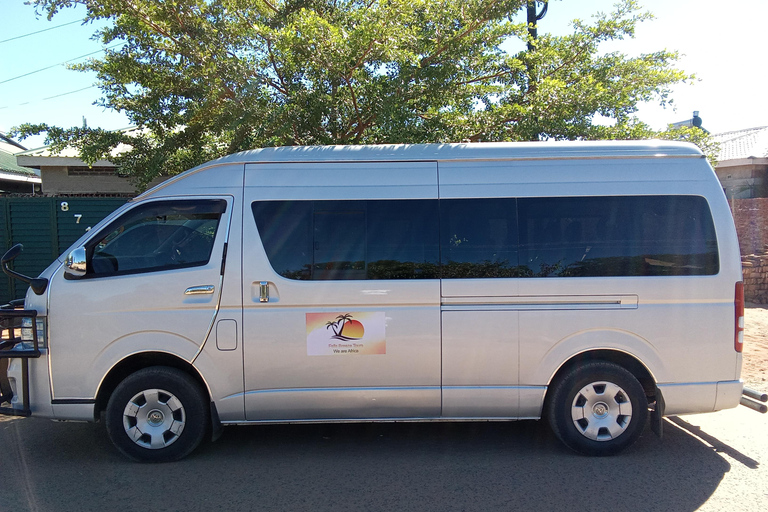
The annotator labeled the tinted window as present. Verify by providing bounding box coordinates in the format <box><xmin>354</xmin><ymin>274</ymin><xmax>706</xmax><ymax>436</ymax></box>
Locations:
<box><xmin>517</xmin><ymin>196</ymin><xmax>719</xmax><ymax>277</ymax></box>
<box><xmin>440</xmin><ymin>198</ymin><xmax>523</xmax><ymax>278</ymax></box>
<box><xmin>87</xmin><ymin>200</ymin><xmax>226</xmax><ymax>276</ymax></box>
<box><xmin>254</xmin><ymin>196</ymin><xmax>718</xmax><ymax>280</ymax></box>
<box><xmin>252</xmin><ymin>200</ymin><xmax>439</xmax><ymax>280</ymax></box>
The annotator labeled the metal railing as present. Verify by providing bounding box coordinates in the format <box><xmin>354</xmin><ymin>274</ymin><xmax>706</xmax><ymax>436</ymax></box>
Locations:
<box><xmin>0</xmin><ymin>306</ymin><xmax>41</xmax><ymax>417</ymax></box>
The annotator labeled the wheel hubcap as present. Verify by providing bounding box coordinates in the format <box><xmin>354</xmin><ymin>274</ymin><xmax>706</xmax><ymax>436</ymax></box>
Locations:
<box><xmin>147</xmin><ymin>410</ymin><xmax>165</xmax><ymax>426</ymax></box>
<box><xmin>592</xmin><ymin>402</ymin><xmax>609</xmax><ymax>418</ymax></box>
<box><xmin>571</xmin><ymin>381</ymin><xmax>632</xmax><ymax>441</ymax></box>
<box><xmin>122</xmin><ymin>389</ymin><xmax>186</xmax><ymax>449</ymax></box>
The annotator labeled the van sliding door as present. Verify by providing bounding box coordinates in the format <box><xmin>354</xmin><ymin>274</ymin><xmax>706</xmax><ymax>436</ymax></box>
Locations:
<box><xmin>242</xmin><ymin>162</ymin><xmax>441</xmax><ymax>421</ymax></box>
<box><xmin>438</xmin><ymin>195</ymin><xmax>522</xmax><ymax>417</ymax></box>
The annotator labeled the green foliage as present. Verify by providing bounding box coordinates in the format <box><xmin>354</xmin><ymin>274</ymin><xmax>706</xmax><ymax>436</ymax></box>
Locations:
<box><xmin>15</xmin><ymin>0</ymin><xmax>695</xmax><ymax>188</ymax></box>
<box><xmin>657</xmin><ymin>126</ymin><xmax>720</xmax><ymax>168</ymax></box>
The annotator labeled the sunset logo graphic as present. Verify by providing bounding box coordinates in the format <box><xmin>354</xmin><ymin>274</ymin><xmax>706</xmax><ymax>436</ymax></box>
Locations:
<box><xmin>306</xmin><ymin>312</ymin><xmax>386</xmax><ymax>356</ymax></box>
<box><xmin>325</xmin><ymin>314</ymin><xmax>365</xmax><ymax>341</ymax></box>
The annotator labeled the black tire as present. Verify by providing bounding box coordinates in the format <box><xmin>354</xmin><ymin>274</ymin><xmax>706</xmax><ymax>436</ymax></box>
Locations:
<box><xmin>546</xmin><ymin>361</ymin><xmax>648</xmax><ymax>456</ymax></box>
<box><xmin>105</xmin><ymin>366</ymin><xmax>209</xmax><ymax>462</ymax></box>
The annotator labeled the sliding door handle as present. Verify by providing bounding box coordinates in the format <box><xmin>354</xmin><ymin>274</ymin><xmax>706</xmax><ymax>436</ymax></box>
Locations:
<box><xmin>185</xmin><ymin>285</ymin><xmax>215</xmax><ymax>295</ymax></box>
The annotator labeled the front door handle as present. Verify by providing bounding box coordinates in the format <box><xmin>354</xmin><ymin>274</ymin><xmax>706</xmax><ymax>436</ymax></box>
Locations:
<box><xmin>259</xmin><ymin>281</ymin><xmax>269</xmax><ymax>302</ymax></box>
<box><xmin>185</xmin><ymin>285</ymin><xmax>215</xmax><ymax>295</ymax></box>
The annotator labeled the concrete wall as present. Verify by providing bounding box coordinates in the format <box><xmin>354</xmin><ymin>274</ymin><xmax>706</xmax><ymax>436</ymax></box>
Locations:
<box><xmin>716</xmin><ymin>159</ymin><xmax>768</xmax><ymax>200</ymax></box>
<box><xmin>40</xmin><ymin>166</ymin><xmax>137</xmax><ymax>195</ymax></box>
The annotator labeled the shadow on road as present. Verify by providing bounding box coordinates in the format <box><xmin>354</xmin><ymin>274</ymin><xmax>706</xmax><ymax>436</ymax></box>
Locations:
<box><xmin>667</xmin><ymin>416</ymin><xmax>759</xmax><ymax>469</ymax></box>
<box><xmin>0</xmin><ymin>416</ymin><xmax>751</xmax><ymax>512</ymax></box>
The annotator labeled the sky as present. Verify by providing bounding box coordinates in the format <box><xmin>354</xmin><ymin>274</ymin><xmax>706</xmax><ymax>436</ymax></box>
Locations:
<box><xmin>1</xmin><ymin>0</ymin><xmax>767</xmax><ymax>150</ymax></box>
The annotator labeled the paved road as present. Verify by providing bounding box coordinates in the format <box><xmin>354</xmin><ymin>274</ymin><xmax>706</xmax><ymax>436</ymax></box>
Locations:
<box><xmin>1</xmin><ymin>407</ymin><xmax>767</xmax><ymax>512</ymax></box>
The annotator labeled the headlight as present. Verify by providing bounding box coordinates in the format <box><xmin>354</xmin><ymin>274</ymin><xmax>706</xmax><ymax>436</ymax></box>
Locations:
<box><xmin>18</xmin><ymin>316</ymin><xmax>45</xmax><ymax>350</ymax></box>
<box><xmin>19</xmin><ymin>317</ymin><xmax>35</xmax><ymax>351</ymax></box>
<box><xmin>21</xmin><ymin>317</ymin><xmax>33</xmax><ymax>340</ymax></box>
<box><xmin>36</xmin><ymin>318</ymin><xmax>46</xmax><ymax>348</ymax></box>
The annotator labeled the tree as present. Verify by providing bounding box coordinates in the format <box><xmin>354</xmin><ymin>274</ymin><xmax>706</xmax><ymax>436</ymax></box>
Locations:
<box><xmin>16</xmin><ymin>0</ymin><xmax>695</xmax><ymax>189</ymax></box>
<box><xmin>657</xmin><ymin>126</ymin><xmax>720</xmax><ymax>169</ymax></box>
<box><xmin>590</xmin><ymin>120</ymin><xmax>720</xmax><ymax>168</ymax></box>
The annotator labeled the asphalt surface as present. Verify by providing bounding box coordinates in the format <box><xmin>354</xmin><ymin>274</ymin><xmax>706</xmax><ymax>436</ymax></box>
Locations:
<box><xmin>1</xmin><ymin>406</ymin><xmax>767</xmax><ymax>512</ymax></box>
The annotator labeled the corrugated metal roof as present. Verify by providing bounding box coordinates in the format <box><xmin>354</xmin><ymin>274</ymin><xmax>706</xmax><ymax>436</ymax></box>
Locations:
<box><xmin>0</xmin><ymin>149</ymin><xmax>40</xmax><ymax>180</ymax></box>
<box><xmin>713</xmin><ymin>126</ymin><xmax>768</xmax><ymax>161</ymax></box>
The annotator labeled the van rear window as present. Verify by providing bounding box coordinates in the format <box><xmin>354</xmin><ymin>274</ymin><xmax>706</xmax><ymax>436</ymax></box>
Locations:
<box><xmin>516</xmin><ymin>195</ymin><xmax>719</xmax><ymax>277</ymax></box>
<box><xmin>252</xmin><ymin>195</ymin><xmax>719</xmax><ymax>280</ymax></box>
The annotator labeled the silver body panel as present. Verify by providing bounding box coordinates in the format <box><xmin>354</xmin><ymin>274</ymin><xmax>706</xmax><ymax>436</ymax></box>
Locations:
<box><xmin>6</xmin><ymin>141</ymin><xmax>743</xmax><ymax>424</ymax></box>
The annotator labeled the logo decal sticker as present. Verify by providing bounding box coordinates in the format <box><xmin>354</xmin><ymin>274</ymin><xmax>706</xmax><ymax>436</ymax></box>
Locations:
<box><xmin>306</xmin><ymin>312</ymin><xmax>386</xmax><ymax>356</ymax></box>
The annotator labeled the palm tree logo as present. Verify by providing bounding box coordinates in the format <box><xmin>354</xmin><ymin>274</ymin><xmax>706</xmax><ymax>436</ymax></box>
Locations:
<box><xmin>325</xmin><ymin>313</ymin><xmax>364</xmax><ymax>340</ymax></box>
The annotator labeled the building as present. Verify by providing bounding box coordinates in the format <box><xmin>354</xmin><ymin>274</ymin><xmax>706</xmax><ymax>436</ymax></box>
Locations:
<box><xmin>14</xmin><ymin>126</ymin><xmax>148</xmax><ymax>197</ymax></box>
<box><xmin>0</xmin><ymin>132</ymin><xmax>41</xmax><ymax>194</ymax></box>
<box><xmin>712</xmin><ymin>126</ymin><xmax>768</xmax><ymax>200</ymax></box>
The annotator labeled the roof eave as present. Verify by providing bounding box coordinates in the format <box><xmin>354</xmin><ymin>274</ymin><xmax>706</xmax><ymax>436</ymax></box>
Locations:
<box><xmin>717</xmin><ymin>157</ymin><xmax>768</xmax><ymax>168</ymax></box>
<box><xmin>16</xmin><ymin>155</ymin><xmax>116</xmax><ymax>167</ymax></box>
<box><xmin>0</xmin><ymin>171</ymin><xmax>42</xmax><ymax>184</ymax></box>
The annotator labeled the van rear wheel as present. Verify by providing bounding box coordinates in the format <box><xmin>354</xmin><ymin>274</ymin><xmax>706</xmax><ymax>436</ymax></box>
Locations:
<box><xmin>105</xmin><ymin>366</ymin><xmax>208</xmax><ymax>462</ymax></box>
<box><xmin>547</xmin><ymin>361</ymin><xmax>647</xmax><ymax>456</ymax></box>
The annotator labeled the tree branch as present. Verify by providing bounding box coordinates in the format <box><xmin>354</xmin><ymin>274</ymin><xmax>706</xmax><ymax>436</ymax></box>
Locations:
<box><xmin>458</xmin><ymin>69</ymin><xmax>512</xmax><ymax>86</ymax></box>
<box><xmin>119</xmin><ymin>0</ymin><xmax>183</xmax><ymax>47</ymax></box>
<box><xmin>266</xmin><ymin>39</ymin><xmax>289</xmax><ymax>95</ymax></box>
<box><xmin>420</xmin><ymin>1</ymin><xmax>501</xmax><ymax>68</ymax></box>
<box><xmin>343</xmin><ymin>77</ymin><xmax>361</xmax><ymax>123</ymax></box>
<box><xmin>262</xmin><ymin>0</ymin><xmax>280</xmax><ymax>14</ymax></box>
<box><xmin>347</xmin><ymin>38</ymin><xmax>377</xmax><ymax>78</ymax></box>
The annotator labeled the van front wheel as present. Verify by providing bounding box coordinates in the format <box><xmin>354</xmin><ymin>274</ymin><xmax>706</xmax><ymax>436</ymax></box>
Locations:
<box><xmin>105</xmin><ymin>366</ymin><xmax>209</xmax><ymax>462</ymax></box>
<box><xmin>547</xmin><ymin>361</ymin><xmax>648</xmax><ymax>456</ymax></box>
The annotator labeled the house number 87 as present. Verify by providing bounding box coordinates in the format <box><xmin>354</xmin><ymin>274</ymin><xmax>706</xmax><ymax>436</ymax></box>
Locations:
<box><xmin>60</xmin><ymin>203</ymin><xmax>82</xmax><ymax>223</ymax></box>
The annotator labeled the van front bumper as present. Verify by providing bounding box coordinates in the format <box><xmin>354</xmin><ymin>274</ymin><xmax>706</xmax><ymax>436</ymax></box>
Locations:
<box><xmin>0</xmin><ymin>309</ymin><xmax>42</xmax><ymax>417</ymax></box>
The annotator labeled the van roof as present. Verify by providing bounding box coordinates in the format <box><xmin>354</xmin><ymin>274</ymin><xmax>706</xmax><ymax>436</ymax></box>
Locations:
<box><xmin>137</xmin><ymin>140</ymin><xmax>705</xmax><ymax>200</ymax></box>
<box><xmin>210</xmin><ymin>140</ymin><xmax>702</xmax><ymax>165</ymax></box>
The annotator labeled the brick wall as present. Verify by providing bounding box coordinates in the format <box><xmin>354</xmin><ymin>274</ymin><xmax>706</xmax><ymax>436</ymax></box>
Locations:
<box><xmin>732</xmin><ymin>198</ymin><xmax>768</xmax><ymax>256</ymax></box>
<box><xmin>742</xmin><ymin>255</ymin><xmax>768</xmax><ymax>303</ymax></box>
<box><xmin>733</xmin><ymin>198</ymin><xmax>768</xmax><ymax>303</ymax></box>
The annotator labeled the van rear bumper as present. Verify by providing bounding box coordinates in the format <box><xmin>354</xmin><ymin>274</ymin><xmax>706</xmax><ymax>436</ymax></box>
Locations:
<box><xmin>658</xmin><ymin>380</ymin><xmax>743</xmax><ymax>415</ymax></box>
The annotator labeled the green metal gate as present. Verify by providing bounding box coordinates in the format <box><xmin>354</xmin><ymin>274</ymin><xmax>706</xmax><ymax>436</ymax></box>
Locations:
<box><xmin>0</xmin><ymin>197</ymin><xmax>127</xmax><ymax>303</ymax></box>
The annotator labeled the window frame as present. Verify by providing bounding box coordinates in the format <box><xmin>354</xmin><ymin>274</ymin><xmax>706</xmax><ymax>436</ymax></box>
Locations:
<box><xmin>251</xmin><ymin>199</ymin><xmax>441</xmax><ymax>281</ymax></box>
<box><xmin>252</xmin><ymin>195</ymin><xmax>721</xmax><ymax>281</ymax></box>
<box><xmin>81</xmin><ymin>198</ymin><xmax>228</xmax><ymax>279</ymax></box>
<box><xmin>516</xmin><ymin>195</ymin><xmax>720</xmax><ymax>278</ymax></box>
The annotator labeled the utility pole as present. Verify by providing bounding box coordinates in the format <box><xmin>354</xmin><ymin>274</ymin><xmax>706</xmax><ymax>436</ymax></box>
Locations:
<box><xmin>527</xmin><ymin>1</ymin><xmax>549</xmax><ymax>50</ymax></box>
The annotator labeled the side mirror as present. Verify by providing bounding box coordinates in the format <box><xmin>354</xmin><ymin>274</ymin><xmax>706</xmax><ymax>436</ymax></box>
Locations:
<box><xmin>64</xmin><ymin>247</ymin><xmax>87</xmax><ymax>280</ymax></box>
<box><xmin>1</xmin><ymin>244</ymin><xmax>23</xmax><ymax>265</ymax></box>
<box><xmin>1</xmin><ymin>243</ymin><xmax>49</xmax><ymax>295</ymax></box>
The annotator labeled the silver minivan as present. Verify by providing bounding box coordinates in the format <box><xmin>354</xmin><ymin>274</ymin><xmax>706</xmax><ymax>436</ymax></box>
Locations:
<box><xmin>0</xmin><ymin>141</ymin><xmax>747</xmax><ymax>461</ymax></box>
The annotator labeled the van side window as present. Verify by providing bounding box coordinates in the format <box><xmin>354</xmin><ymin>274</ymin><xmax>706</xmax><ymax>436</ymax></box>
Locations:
<box><xmin>252</xmin><ymin>200</ymin><xmax>440</xmax><ymax>280</ymax></box>
<box><xmin>254</xmin><ymin>196</ymin><xmax>718</xmax><ymax>280</ymax></box>
<box><xmin>439</xmin><ymin>198</ymin><xmax>524</xmax><ymax>278</ymax></box>
<box><xmin>87</xmin><ymin>200</ymin><xmax>227</xmax><ymax>277</ymax></box>
<box><xmin>517</xmin><ymin>195</ymin><xmax>719</xmax><ymax>277</ymax></box>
